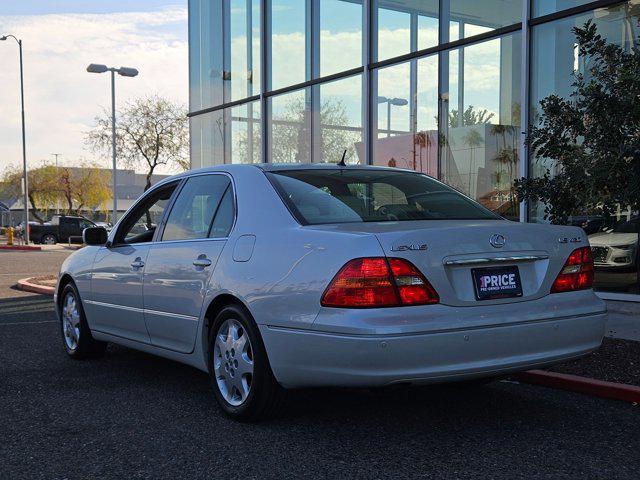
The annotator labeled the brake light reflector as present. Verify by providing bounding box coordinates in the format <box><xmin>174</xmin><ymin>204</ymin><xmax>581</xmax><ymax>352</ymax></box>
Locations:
<box><xmin>321</xmin><ymin>257</ymin><xmax>439</xmax><ymax>308</ymax></box>
<box><xmin>551</xmin><ymin>247</ymin><xmax>594</xmax><ymax>293</ymax></box>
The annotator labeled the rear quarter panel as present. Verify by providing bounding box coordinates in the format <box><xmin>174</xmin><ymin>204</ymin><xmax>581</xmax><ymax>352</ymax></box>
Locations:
<box><xmin>204</xmin><ymin>166</ymin><xmax>385</xmax><ymax>330</ymax></box>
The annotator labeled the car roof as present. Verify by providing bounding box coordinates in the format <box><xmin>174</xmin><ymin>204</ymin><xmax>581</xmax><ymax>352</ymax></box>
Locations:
<box><xmin>150</xmin><ymin>163</ymin><xmax>419</xmax><ymax>190</ymax></box>
<box><xmin>254</xmin><ymin>163</ymin><xmax>412</xmax><ymax>173</ymax></box>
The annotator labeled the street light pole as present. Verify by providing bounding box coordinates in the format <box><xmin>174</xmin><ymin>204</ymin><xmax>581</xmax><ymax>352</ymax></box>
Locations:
<box><xmin>377</xmin><ymin>96</ymin><xmax>408</xmax><ymax>139</ymax></box>
<box><xmin>1</xmin><ymin>34</ymin><xmax>29</xmax><ymax>243</ymax></box>
<box><xmin>86</xmin><ymin>63</ymin><xmax>138</xmax><ymax>226</ymax></box>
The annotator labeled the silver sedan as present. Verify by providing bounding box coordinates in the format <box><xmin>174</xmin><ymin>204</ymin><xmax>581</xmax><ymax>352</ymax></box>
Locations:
<box><xmin>55</xmin><ymin>164</ymin><xmax>607</xmax><ymax>421</ymax></box>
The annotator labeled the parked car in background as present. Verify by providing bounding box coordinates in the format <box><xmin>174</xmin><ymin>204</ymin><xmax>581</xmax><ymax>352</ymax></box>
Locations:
<box><xmin>55</xmin><ymin>164</ymin><xmax>607</xmax><ymax>421</ymax></box>
<box><xmin>30</xmin><ymin>215</ymin><xmax>96</xmax><ymax>245</ymax></box>
<box><xmin>589</xmin><ymin>217</ymin><xmax>640</xmax><ymax>292</ymax></box>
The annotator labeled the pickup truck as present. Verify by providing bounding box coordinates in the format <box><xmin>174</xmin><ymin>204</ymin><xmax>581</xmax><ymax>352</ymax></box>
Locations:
<box><xmin>29</xmin><ymin>215</ymin><xmax>97</xmax><ymax>245</ymax></box>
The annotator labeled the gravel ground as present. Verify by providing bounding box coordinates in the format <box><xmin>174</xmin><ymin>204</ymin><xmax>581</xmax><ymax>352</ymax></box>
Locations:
<box><xmin>2</xmin><ymin>296</ymin><xmax>640</xmax><ymax>479</ymax></box>
<box><xmin>549</xmin><ymin>338</ymin><xmax>640</xmax><ymax>387</ymax></box>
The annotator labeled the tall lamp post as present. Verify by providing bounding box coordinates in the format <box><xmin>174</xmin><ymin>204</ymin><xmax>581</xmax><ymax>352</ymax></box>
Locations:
<box><xmin>86</xmin><ymin>63</ymin><xmax>138</xmax><ymax>225</ymax></box>
<box><xmin>377</xmin><ymin>96</ymin><xmax>408</xmax><ymax>138</ymax></box>
<box><xmin>1</xmin><ymin>34</ymin><xmax>29</xmax><ymax>243</ymax></box>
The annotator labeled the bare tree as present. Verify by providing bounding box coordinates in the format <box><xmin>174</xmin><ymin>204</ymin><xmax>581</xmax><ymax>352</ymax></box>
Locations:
<box><xmin>86</xmin><ymin>95</ymin><xmax>189</xmax><ymax>191</ymax></box>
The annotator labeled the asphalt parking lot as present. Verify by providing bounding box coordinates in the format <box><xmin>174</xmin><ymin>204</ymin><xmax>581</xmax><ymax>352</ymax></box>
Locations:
<box><xmin>1</xmin><ymin>250</ymin><xmax>640</xmax><ymax>479</ymax></box>
<box><xmin>0</xmin><ymin>248</ymin><xmax>71</xmax><ymax>298</ymax></box>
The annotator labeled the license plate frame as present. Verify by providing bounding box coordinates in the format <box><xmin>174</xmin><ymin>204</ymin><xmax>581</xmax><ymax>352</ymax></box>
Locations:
<box><xmin>471</xmin><ymin>266</ymin><xmax>523</xmax><ymax>301</ymax></box>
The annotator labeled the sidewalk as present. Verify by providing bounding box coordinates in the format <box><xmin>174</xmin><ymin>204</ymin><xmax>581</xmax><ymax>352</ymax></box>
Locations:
<box><xmin>605</xmin><ymin>300</ymin><xmax>640</xmax><ymax>341</ymax></box>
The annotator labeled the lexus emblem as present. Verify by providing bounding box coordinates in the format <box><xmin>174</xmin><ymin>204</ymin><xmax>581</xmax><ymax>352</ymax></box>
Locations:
<box><xmin>489</xmin><ymin>234</ymin><xmax>506</xmax><ymax>248</ymax></box>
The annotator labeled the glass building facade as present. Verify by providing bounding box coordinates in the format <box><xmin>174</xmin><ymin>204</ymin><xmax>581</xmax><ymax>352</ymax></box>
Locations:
<box><xmin>188</xmin><ymin>0</ymin><xmax>640</xmax><ymax>298</ymax></box>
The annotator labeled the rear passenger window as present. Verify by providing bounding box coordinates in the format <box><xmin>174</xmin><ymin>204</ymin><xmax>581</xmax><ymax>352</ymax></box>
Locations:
<box><xmin>162</xmin><ymin>175</ymin><xmax>231</xmax><ymax>241</ymax></box>
<box><xmin>209</xmin><ymin>186</ymin><xmax>234</xmax><ymax>238</ymax></box>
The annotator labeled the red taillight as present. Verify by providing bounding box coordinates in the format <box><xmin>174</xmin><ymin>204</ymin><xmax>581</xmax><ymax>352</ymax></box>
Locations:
<box><xmin>551</xmin><ymin>247</ymin><xmax>594</xmax><ymax>293</ymax></box>
<box><xmin>321</xmin><ymin>257</ymin><xmax>439</xmax><ymax>308</ymax></box>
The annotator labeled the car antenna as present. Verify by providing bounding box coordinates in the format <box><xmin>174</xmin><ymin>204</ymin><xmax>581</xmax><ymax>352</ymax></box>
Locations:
<box><xmin>338</xmin><ymin>149</ymin><xmax>347</xmax><ymax>167</ymax></box>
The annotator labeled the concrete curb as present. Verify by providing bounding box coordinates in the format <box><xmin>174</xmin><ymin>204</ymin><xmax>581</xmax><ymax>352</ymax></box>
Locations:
<box><xmin>16</xmin><ymin>277</ymin><xmax>55</xmax><ymax>296</ymax></box>
<box><xmin>515</xmin><ymin>369</ymin><xmax>640</xmax><ymax>404</ymax></box>
<box><xmin>0</xmin><ymin>245</ymin><xmax>42</xmax><ymax>251</ymax></box>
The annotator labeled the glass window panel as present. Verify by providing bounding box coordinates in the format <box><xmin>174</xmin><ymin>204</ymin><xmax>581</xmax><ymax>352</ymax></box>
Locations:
<box><xmin>229</xmin><ymin>101</ymin><xmax>262</xmax><ymax>163</ymax></box>
<box><xmin>229</xmin><ymin>0</ymin><xmax>261</xmax><ymax>101</ymax></box>
<box><xmin>441</xmin><ymin>32</ymin><xmax>522</xmax><ymax>220</ymax></box>
<box><xmin>530</xmin><ymin>4</ymin><xmax>640</xmax><ymax>196</ymax></box>
<box><xmin>373</xmin><ymin>55</ymin><xmax>438</xmax><ymax>175</ymax></box>
<box><xmin>376</xmin><ymin>62</ymin><xmax>411</xmax><ymax>137</ymax></box>
<box><xmin>418</xmin><ymin>14</ymin><xmax>439</xmax><ymax>49</ymax></box>
<box><xmin>162</xmin><ymin>175</ymin><xmax>230</xmax><ymax>241</ymax></box>
<box><xmin>315</xmin><ymin>74</ymin><xmax>363</xmax><ymax>164</ymax></box>
<box><xmin>118</xmin><ymin>183</ymin><xmax>177</xmax><ymax>244</ymax></box>
<box><xmin>209</xmin><ymin>186</ymin><xmax>235</xmax><ymax>238</ymax></box>
<box><xmin>271</xmin><ymin>0</ymin><xmax>307</xmax><ymax>90</ymax></box>
<box><xmin>320</xmin><ymin>0</ymin><xmax>363</xmax><ymax>77</ymax></box>
<box><xmin>533</xmin><ymin>0</ymin><xmax>593</xmax><ymax>17</ymax></box>
<box><xmin>189</xmin><ymin>0</ymin><xmax>224</xmax><ymax>110</ymax></box>
<box><xmin>530</xmin><ymin>3</ymin><xmax>639</xmax><ymax>294</ymax></box>
<box><xmin>447</xmin><ymin>0</ymin><xmax>521</xmax><ymax>40</ymax></box>
<box><xmin>376</xmin><ymin>0</ymin><xmax>439</xmax><ymax>62</ymax></box>
<box><xmin>190</xmin><ymin>111</ymin><xmax>225</xmax><ymax>168</ymax></box>
<box><xmin>269</xmin><ymin>88</ymin><xmax>311</xmax><ymax>163</ymax></box>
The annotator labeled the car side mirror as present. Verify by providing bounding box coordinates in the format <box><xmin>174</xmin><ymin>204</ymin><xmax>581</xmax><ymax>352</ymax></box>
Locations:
<box><xmin>83</xmin><ymin>227</ymin><xmax>108</xmax><ymax>246</ymax></box>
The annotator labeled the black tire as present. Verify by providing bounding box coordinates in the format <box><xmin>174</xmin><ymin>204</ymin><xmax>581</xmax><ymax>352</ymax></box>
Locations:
<box><xmin>207</xmin><ymin>305</ymin><xmax>286</xmax><ymax>422</ymax></box>
<box><xmin>59</xmin><ymin>283</ymin><xmax>107</xmax><ymax>359</ymax></box>
<box><xmin>42</xmin><ymin>233</ymin><xmax>57</xmax><ymax>245</ymax></box>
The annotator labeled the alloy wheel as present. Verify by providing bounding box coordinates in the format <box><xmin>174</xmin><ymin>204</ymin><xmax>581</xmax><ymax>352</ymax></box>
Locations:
<box><xmin>62</xmin><ymin>292</ymin><xmax>80</xmax><ymax>351</ymax></box>
<box><xmin>213</xmin><ymin>318</ymin><xmax>254</xmax><ymax>406</ymax></box>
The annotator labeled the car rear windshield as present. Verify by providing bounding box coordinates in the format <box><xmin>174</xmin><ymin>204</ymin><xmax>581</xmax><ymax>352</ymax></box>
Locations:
<box><xmin>266</xmin><ymin>169</ymin><xmax>499</xmax><ymax>225</ymax></box>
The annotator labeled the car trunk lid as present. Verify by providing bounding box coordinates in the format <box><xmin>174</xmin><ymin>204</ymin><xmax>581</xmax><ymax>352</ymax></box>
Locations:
<box><xmin>307</xmin><ymin>220</ymin><xmax>568</xmax><ymax>306</ymax></box>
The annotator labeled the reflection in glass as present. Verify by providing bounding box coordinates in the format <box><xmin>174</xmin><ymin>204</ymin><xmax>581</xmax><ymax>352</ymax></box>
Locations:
<box><xmin>372</xmin><ymin>55</ymin><xmax>438</xmax><ymax>176</ymax></box>
<box><xmin>189</xmin><ymin>0</ymin><xmax>224</xmax><ymax>110</ymax></box>
<box><xmin>441</xmin><ymin>32</ymin><xmax>522</xmax><ymax>220</ymax></box>
<box><xmin>530</xmin><ymin>5</ymin><xmax>640</xmax><ymax>185</ymax></box>
<box><xmin>447</xmin><ymin>0</ymin><xmax>521</xmax><ymax>40</ymax></box>
<box><xmin>269</xmin><ymin>88</ymin><xmax>311</xmax><ymax>163</ymax></box>
<box><xmin>530</xmin><ymin>3</ymin><xmax>639</xmax><ymax>293</ymax></box>
<box><xmin>190</xmin><ymin>110</ymin><xmax>225</xmax><ymax>168</ymax></box>
<box><xmin>315</xmin><ymin>75</ymin><xmax>363</xmax><ymax>164</ymax></box>
<box><xmin>270</xmin><ymin>0</ymin><xmax>307</xmax><ymax>90</ymax></box>
<box><xmin>376</xmin><ymin>0</ymin><xmax>438</xmax><ymax>61</ymax></box>
<box><xmin>229</xmin><ymin>0</ymin><xmax>261</xmax><ymax>101</ymax></box>
<box><xmin>320</xmin><ymin>0</ymin><xmax>363</xmax><ymax>77</ymax></box>
<box><xmin>230</xmin><ymin>101</ymin><xmax>261</xmax><ymax>163</ymax></box>
<box><xmin>532</xmin><ymin>0</ymin><xmax>594</xmax><ymax>17</ymax></box>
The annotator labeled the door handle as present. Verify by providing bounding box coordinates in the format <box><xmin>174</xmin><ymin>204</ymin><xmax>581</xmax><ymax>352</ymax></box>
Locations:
<box><xmin>131</xmin><ymin>258</ymin><xmax>145</xmax><ymax>269</ymax></box>
<box><xmin>193</xmin><ymin>256</ymin><xmax>212</xmax><ymax>268</ymax></box>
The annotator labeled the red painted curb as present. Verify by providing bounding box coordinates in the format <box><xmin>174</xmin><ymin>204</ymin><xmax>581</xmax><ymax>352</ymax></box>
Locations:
<box><xmin>16</xmin><ymin>278</ymin><xmax>55</xmax><ymax>296</ymax></box>
<box><xmin>515</xmin><ymin>369</ymin><xmax>640</xmax><ymax>404</ymax></box>
<box><xmin>0</xmin><ymin>245</ymin><xmax>42</xmax><ymax>251</ymax></box>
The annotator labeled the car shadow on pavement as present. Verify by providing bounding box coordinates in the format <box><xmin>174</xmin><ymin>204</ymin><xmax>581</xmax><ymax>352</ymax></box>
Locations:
<box><xmin>83</xmin><ymin>343</ymin><xmax>570</xmax><ymax>427</ymax></box>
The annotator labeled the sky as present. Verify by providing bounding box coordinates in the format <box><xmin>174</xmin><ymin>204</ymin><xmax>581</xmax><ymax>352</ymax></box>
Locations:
<box><xmin>0</xmin><ymin>1</ymin><xmax>188</xmax><ymax>174</ymax></box>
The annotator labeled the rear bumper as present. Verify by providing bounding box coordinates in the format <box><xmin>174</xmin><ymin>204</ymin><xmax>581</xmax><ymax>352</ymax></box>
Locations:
<box><xmin>260</xmin><ymin>311</ymin><xmax>607</xmax><ymax>388</ymax></box>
